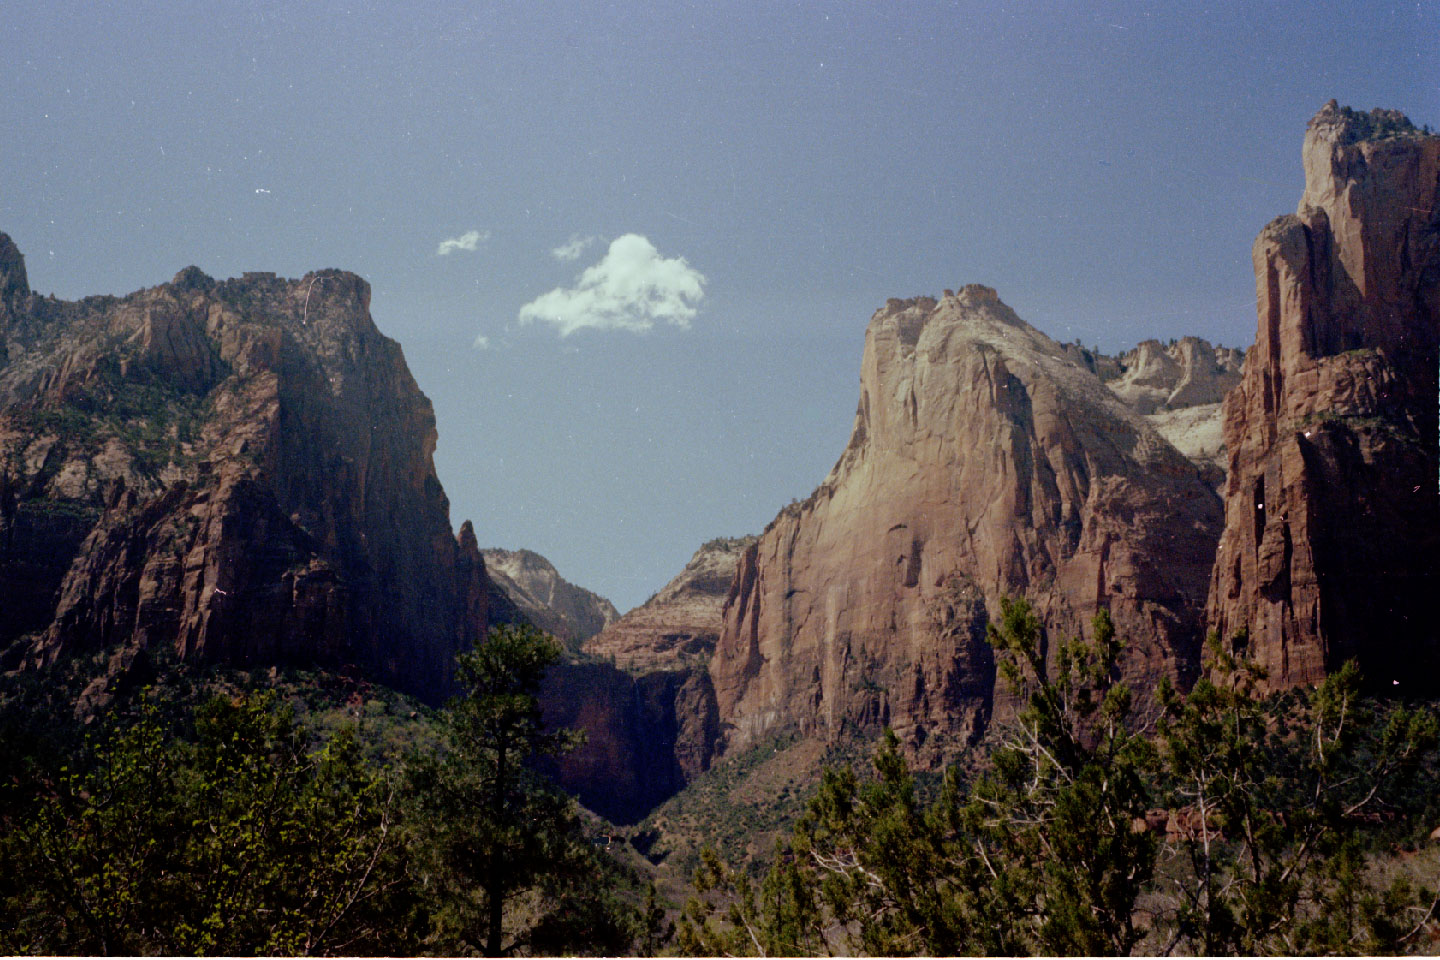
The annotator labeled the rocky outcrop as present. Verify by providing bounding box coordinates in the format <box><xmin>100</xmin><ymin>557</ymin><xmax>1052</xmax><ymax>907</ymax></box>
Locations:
<box><xmin>711</xmin><ymin>286</ymin><xmax>1223</xmax><ymax>765</ymax></box>
<box><xmin>1143</xmin><ymin>404</ymin><xmax>1228</xmax><ymax>479</ymax></box>
<box><xmin>533</xmin><ymin>535</ymin><xmax>753</xmax><ymax>814</ymax></box>
<box><xmin>1101</xmin><ymin>338</ymin><xmax>1243</xmax><ymax>481</ymax></box>
<box><xmin>1207</xmin><ymin>103</ymin><xmax>1440</xmax><ymax>691</ymax></box>
<box><xmin>0</xmin><ymin>241</ymin><xmax>494</xmax><ymax>705</ymax></box>
<box><xmin>585</xmin><ymin>536</ymin><xmax>755</xmax><ymax>674</ymax></box>
<box><xmin>482</xmin><ymin>548</ymin><xmax>618</xmax><ymax>648</ymax></box>
<box><xmin>1107</xmin><ymin>338</ymin><xmax>1244</xmax><ymax>415</ymax></box>
<box><xmin>0</xmin><ymin>233</ymin><xmax>28</xmax><ymax>317</ymax></box>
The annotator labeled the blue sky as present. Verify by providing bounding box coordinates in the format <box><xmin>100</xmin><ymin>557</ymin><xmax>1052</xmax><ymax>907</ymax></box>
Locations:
<box><xmin>3</xmin><ymin>1</ymin><xmax>1436</xmax><ymax>610</ymax></box>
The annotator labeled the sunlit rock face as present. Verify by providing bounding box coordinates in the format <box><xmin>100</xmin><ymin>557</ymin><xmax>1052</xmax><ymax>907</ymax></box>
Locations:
<box><xmin>0</xmin><ymin>243</ymin><xmax>494</xmax><ymax>708</ymax></box>
<box><xmin>711</xmin><ymin>286</ymin><xmax>1223</xmax><ymax>765</ymax></box>
<box><xmin>1207</xmin><ymin>103</ymin><xmax>1440</xmax><ymax>692</ymax></box>
<box><xmin>1108</xmin><ymin>337</ymin><xmax>1245</xmax><ymax>416</ymax></box>
<box><xmin>585</xmin><ymin>535</ymin><xmax>754</xmax><ymax>675</ymax></box>
<box><xmin>1102</xmin><ymin>337</ymin><xmax>1245</xmax><ymax>485</ymax></box>
<box><xmin>482</xmin><ymin>547</ymin><xmax>619</xmax><ymax>649</ymax></box>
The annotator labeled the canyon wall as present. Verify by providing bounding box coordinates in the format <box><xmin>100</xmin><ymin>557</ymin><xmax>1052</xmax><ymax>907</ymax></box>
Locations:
<box><xmin>0</xmin><ymin>245</ymin><xmax>493</xmax><ymax>706</ymax></box>
<box><xmin>1207</xmin><ymin>103</ymin><xmax>1440</xmax><ymax>691</ymax></box>
<box><xmin>711</xmin><ymin>286</ymin><xmax>1223</xmax><ymax>764</ymax></box>
<box><xmin>482</xmin><ymin>547</ymin><xmax>619</xmax><ymax>649</ymax></box>
<box><xmin>585</xmin><ymin>536</ymin><xmax>754</xmax><ymax>675</ymax></box>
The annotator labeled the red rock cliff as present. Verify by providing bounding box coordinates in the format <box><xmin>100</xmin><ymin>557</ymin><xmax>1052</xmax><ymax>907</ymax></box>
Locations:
<box><xmin>711</xmin><ymin>286</ymin><xmax>1223</xmax><ymax>764</ymax></box>
<box><xmin>0</xmin><ymin>248</ymin><xmax>493</xmax><ymax>705</ymax></box>
<box><xmin>1207</xmin><ymin>103</ymin><xmax>1440</xmax><ymax>690</ymax></box>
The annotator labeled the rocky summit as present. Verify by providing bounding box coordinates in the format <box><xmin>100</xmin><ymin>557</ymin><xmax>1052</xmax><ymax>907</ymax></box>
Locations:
<box><xmin>1207</xmin><ymin>102</ymin><xmax>1440</xmax><ymax>692</ymax></box>
<box><xmin>0</xmin><ymin>248</ymin><xmax>495</xmax><ymax>708</ymax></box>
<box><xmin>482</xmin><ymin>547</ymin><xmax>619</xmax><ymax>649</ymax></box>
<box><xmin>711</xmin><ymin>285</ymin><xmax>1224</xmax><ymax>765</ymax></box>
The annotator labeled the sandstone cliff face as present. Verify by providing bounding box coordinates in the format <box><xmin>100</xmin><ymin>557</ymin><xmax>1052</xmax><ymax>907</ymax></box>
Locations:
<box><xmin>712</xmin><ymin>287</ymin><xmax>1223</xmax><ymax>764</ymax></box>
<box><xmin>540</xmin><ymin>661</ymin><xmax>717</xmax><ymax>823</ymax></box>
<box><xmin>542</xmin><ymin>535</ymin><xmax>754</xmax><ymax>802</ymax></box>
<box><xmin>481</xmin><ymin>548</ymin><xmax>618</xmax><ymax>648</ymax></box>
<box><xmin>1207</xmin><ymin>104</ymin><xmax>1440</xmax><ymax>691</ymax></box>
<box><xmin>585</xmin><ymin>536</ymin><xmax>755</xmax><ymax>674</ymax></box>
<box><xmin>0</xmin><ymin>242</ymin><xmax>493</xmax><ymax>705</ymax></box>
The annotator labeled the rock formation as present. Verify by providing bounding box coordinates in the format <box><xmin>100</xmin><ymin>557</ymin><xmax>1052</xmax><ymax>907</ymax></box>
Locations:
<box><xmin>1107</xmin><ymin>338</ymin><xmax>1244</xmax><ymax>415</ymax></box>
<box><xmin>1207</xmin><ymin>103</ymin><xmax>1440</xmax><ymax>691</ymax></box>
<box><xmin>584</xmin><ymin>536</ymin><xmax>755</xmax><ymax>673</ymax></box>
<box><xmin>1102</xmin><ymin>338</ymin><xmax>1244</xmax><ymax>480</ymax></box>
<box><xmin>711</xmin><ymin>286</ymin><xmax>1223</xmax><ymax>764</ymax></box>
<box><xmin>532</xmin><ymin>535</ymin><xmax>755</xmax><ymax>818</ymax></box>
<box><xmin>0</xmin><ymin>242</ymin><xmax>494</xmax><ymax>706</ymax></box>
<box><xmin>482</xmin><ymin>547</ymin><xmax>618</xmax><ymax>649</ymax></box>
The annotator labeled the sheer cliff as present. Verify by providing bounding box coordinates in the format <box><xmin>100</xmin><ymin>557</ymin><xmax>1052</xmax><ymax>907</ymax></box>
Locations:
<box><xmin>1207</xmin><ymin>103</ymin><xmax>1440</xmax><ymax>691</ymax></box>
<box><xmin>585</xmin><ymin>536</ymin><xmax>755</xmax><ymax>674</ymax></box>
<box><xmin>0</xmin><ymin>242</ymin><xmax>493</xmax><ymax>707</ymax></box>
<box><xmin>711</xmin><ymin>286</ymin><xmax>1223</xmax><ymax>764</ymax></box>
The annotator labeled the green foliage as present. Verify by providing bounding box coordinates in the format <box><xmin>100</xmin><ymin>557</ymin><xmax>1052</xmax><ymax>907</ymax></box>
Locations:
<box><xmin>633</xmin><ymin>729</ymin><xmax>813</xmax><ymax>878</ymax></box>
<box><xmin>968</xmin><ymin>602</ymin><xmax>1158</xmax><ymax>955</ymax></box>
<box><xmin>683</xmin><ymin>600</ymin><xmax>1440</xmax><ymax>956</ymax></box>
<box><xmin>0</xmin><ymin>691</ymin><xmax>416</xmax><ymax>956</ymax></box>
<box><xmin>9</xmin><ymin>346</ymin><xmax>215</xmax><ymax>482</ymax></box>
<box><xmin>1155</xmin><ymin>640</ymin><xmax>1440</xmax><ymax>954</ymax></box>
<box><xmin>406</xmin><ymin>623</ymin><xmax>643</xmax><ymax>956</ymax></box>
<box><xmin>679</xmin><ymin>601</ymin><xmax>1149</xmax><ymax>956</ymax></box>
<box><xmin>1330</xmin><ymin>103</ymin><xmax>1422</xmax><ymax>144</ymax></box>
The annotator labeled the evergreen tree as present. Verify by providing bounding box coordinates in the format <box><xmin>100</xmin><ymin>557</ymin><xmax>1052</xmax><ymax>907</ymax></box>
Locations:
<box><xmin>407</xmin><ymin>623</ymin><xmax>641</xmax><ymax>956</ymax></box>
<box><xmin>682</xmin><ymin>601</ymin><xmax>1440</xmax><ymax>956</ymax></box>
<box><xmin>1156</xmin><ymin>640</ymin><xmax>1440</xmax><ymax>954</ymax></box>
<box><xmin>968</xmin><ymin>601</ymin><xmax>1157</xmax><ymax>954</ymax></box>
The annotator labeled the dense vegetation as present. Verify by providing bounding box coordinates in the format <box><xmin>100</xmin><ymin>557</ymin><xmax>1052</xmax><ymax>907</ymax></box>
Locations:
<box><xmin>0</xmin><ymin>625</ymin><xmax>664</xmax><ymax>956</ymax></box>
<box><xmin>679</xmin><ymin>601</ymin><xmax>1440</xmax><ymax>956</ymax></box>
<box><xmin>5</xmin><ymin>608</ymin><xmax>1440</xmax><ymax>955</ymax></box>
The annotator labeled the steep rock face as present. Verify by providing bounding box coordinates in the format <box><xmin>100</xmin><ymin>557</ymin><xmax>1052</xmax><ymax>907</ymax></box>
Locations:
<box><xmin>0</xmin><ymin>243</ymin><xmax>493</xmax><ymax>704</ymax></box>
<box><xmin>1207</xmin><ymin>104</ymin><xmax>1440</xmax><ymax>691</ymax></box>
<box><xmin>481</xmin><ymin>547</ymin><xmax>618</xmax><ymax>648</ymax></box>
<box><xmin>539</xmin><ymin>661</ymin><xmax>717</xmax><ymax>823</ymax></box>
<box><xmin>585</xmin><ymin>536</ymin><xmax>755</xmax><ymax>674</ymax></box>
<box><xmin>712</xmin><ymin>287</ymin><xmax>1223</xmax><ymax>764</ymax></box>
<box><xmin>540</xmin><ymin>535</ymin><xmax>753</xmax><ymax>801</ymax></box>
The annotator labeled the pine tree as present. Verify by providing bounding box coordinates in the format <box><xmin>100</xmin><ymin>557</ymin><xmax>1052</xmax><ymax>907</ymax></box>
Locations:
<box><xmin>407</xmin><ymin>623</ymin><xmax>640</xmax><ymax>956</ymax></box>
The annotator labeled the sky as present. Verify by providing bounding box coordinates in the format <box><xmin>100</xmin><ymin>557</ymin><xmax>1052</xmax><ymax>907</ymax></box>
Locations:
<box><xmin>2</xmin><ymin>1</ymin><xmax>1436</xmax><ymax>612</ymax></box>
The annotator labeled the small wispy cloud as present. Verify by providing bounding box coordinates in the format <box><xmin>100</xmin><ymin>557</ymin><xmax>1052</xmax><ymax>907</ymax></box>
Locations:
<box><xmin>518</xmin><ymin>234</ymin><xmax>706</xmax><ymax>337</ymax></box>
<box><xmin>551</xmin><ymin>234</ymin><xmax>598</xmax><ymax>262</ymax></box>
<box><xmin>436</xmin><ymin>229</ymin><xmax>490</xmax><ymax>256</ymax></box>
<box><xmin>473</xmin><ymin>334</ymin><xmax>491</xmax><ymax>350</ymax></box>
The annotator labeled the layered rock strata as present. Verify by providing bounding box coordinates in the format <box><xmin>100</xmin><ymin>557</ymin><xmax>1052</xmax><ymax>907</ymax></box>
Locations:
<box><xmin>1207</xmin><ymin>103</ymin><xmax>1440</xmax><ymax>691</ymax></box>
<box><xmin>712</xmin><ymin>286</ymin><xmax>1223</xmax><ymax>764</ymax></box>
<box><xmin>585</xmin><ymin>536</ymin><xmax>755</xmax><ymax>674</ymax></box>
<box><xmin>482</xmin><ymin>547</ymin><xmax>618</xmax><ymax>648</ymax></box>
<box><xmin>0</xmin><ymin>241</ymin><xmax>493</xmax><ymax>705</ymax></box>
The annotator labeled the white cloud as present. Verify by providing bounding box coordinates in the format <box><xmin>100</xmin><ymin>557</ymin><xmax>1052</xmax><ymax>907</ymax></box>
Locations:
<box><xmin>473</xmin><ymin>334</ymin><xmax>491</xmax><ymax>350</ymax></box>
<box><xmin>518</xmin><ymin>234</ymin><xmax>706</xmax><ymax>336</ymax></box>
<box><xmin>436</xmin><ymin>229</ymin><xmax>489</xmax><ymax>256</ymax></box>
<box><xmin>551</xmin><ymin>234</ymin><xmax>597</xmax><ymax>261</ymax></box>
